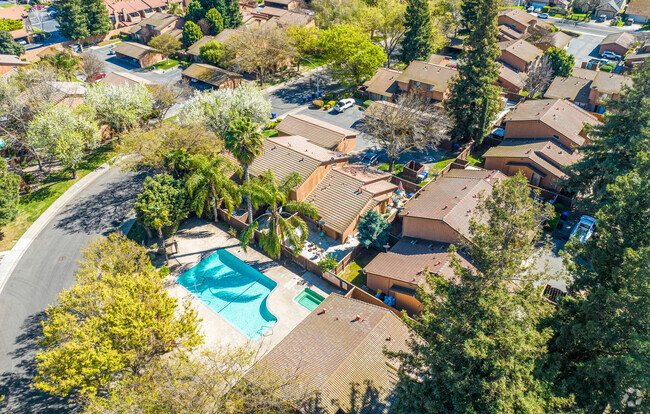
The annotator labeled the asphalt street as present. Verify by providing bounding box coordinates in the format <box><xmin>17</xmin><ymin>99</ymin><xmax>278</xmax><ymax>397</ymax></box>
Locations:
<box><xmin>0</xmin><ymin>167</ymin><xmax>146</xmax><ymax>413</ymax></box>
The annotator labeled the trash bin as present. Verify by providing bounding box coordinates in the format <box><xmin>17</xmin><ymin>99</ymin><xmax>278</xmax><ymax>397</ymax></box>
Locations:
<box><xmin>270</xmin><ymin>112</ymin><xmax>276</xmax><ymax>119</ymax></box>
<box><xmin>453</xmin><ymin>143</ymin><xmax>459</xmax><ymax>151</ymax></box>
<box><xmin>307</xmin><ymin>94</ymin><xmax>312</xmax><ymax>101</ymax></box>
<box><xmin>318</xmin><ymin>91</ymin><xmax>322</xmax><ymax>98</ymax></box>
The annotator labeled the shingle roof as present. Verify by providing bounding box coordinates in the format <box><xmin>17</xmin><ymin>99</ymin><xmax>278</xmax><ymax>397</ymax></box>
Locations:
<box><xmin>100</xmin><ymin>71</ymin><xmax>153</xmax><ymax>87</ymax></box>
<box><xmin>625</xmin><ymin>0</ymin><xmax>650</xmax><ymax>18</ymax></box>
<box><xmin>498</xmin><ymin>64</ymin><xmax>525</xmax><ymax>89</ymax></box>
<box><xmin>499</xmin><ymin>8</ymin><xmax>538</xmax><ymax>27</ymax></box>
<box><xmin>499</xmin><ymin>39</ymin><xmax>544</xmax><ymax>63</ymax></box>
<box><xmin>105</xmin><ymin>0</ymin><xmax>150</xmax><ymax>14</ymax></box>
<box><xmin>305</xmin><ymin>169</ymin><xmax>377</xmax><ymax>235</ymax></box>
<box><xmin>275</xmin><ymin>114</ymin><xmax>358</xmax><ymax>150</ymax></box>
<box><xmin>247</xmin><ymin>136</ymin><xmax>349</xmax><ymax>188</ymax></box>
<box><xmin>113</xmin><ymin>42</ymin><xmax>159</xmax><ymax>59</ymax></box>
<box><xmin>181</xmin><ymin>63</ymin><xmax>241</xmax><ymax>87</ymax></box>
<box><xmin>0</xmin><ymin>54</ymin><xmax>28</xmax><ymax>65</ymax></box>
<box><xmin>535</xmin><ymin>31</ymin><xmax>572</xmax><ymax>50</ymax></box>
<box><xmin>544</xmin><ymin>76</ymin><xmax>591</xmax><ymax>103</ymax></box>
<box><xmin>400</xmin><ymin>169</ymin><xmax>507</xmax><ymax>240</ymax></box>
<box><xmin>362</xmin><ymin>68</ymin><xmax>401</xmax><ymax>99</ymax></box>
<box><xmin>249</xmin><ymin>294</ymin><xmax>411</xmax><ymax>414</ymax></box>
<box><xmin>0</xmin><ymin>5</ymin><xmax>27</xmax><ymax>20</ymax></box>
<box><xmin>364</xmin><ymin>237</ymin><xmax>474</xmax><ymax>285</ymax></box>
<box><xmin>505</xmin><ymin>99</ymin><xmax>601</xmax><ymax>147</ymax></box>
<box><xmin>214</xmin><ymin>28</ymin><xmax>243</xmax><ymax>43</ymax></box>
<box><xmin>396</xmin><ymin>61</ymin><xmax>458</xmax><ymax>92</ymax></box>
<box><xmin>186</xmin><ymin>35</ymin><xmax>214</xmax><ymax>56</ymax></box>
<box><xmin>129</xmin><ymin>12</ymin><xmax>181</xmax><ymax>33</ymax></box>
<box><xmin>499</xmin><ymin>24</ymin><xmax>523</xmax><ymax>41</ymax></box>
<box><xmin>276</xmin><ymin>10</ymin><xmax>312</xmax><ymax>25</ymax></box>
<box><xmin>599</xmin><ymin>32</ymin><xmax>637</xmax><ymax>49</ymax></box>
<box><xmin>591</xmin><ymin>71</ymin><xmax>631</xmax><ymax>95</ymax></box>
<box><xmin>571</xmin><ymin>67</ymin><xmax>598</xmax><ymax>81</ymax></box>
<box><xmin>483</xmin><ymin>138</ymin><xmax>581</xmax><ymax>179</ymax></box>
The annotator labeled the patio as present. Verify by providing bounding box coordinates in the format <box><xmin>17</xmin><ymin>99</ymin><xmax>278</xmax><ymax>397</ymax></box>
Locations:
<box><xmin>165</xmin><ymin>217</ymin><xmax>343</xmax><ymax>353</ymax></box>
<box><xmin>299</xmin><ymin>221</ymin><xmax>360</xmax><ymax>263</ymax></box>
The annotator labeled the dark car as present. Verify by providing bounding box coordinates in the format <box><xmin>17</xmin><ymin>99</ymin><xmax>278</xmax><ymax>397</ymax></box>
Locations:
<box><xmin>361</xmin><ymin>153</ymin><xmax>379</xmax><ymax>166</ymax></box>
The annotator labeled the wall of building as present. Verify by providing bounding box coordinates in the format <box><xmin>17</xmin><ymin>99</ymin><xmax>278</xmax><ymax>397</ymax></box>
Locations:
<box><xmin>295</xmin><ymin>162</ymin><xmax>335</xmax><ymax>201</ymax></box>
<box><xmin>484</xmin><ymin>157</ymin><xmax>559</xmax><ymax>190</ymax></box>
<box><xmin>335</xmin><ymin>136</ymin><xmax>356</xmax><ymax>153</ymax></box>
<box><xmin>504</xmin><ymin>120</ymin><xmax>577</xmax><ymax>148</ymax></box>
<box><xmin>402</xmin><ymin>217</ymin><xmax>464</xmax><ymax>244</ymax></box>
<box><xmin>598</xmin><ymin>43</ymin><xmax>630</xmax><ymax>56</ymax></box>
<box><xmin>500</xmin><ymin>50</ymin><xmax>529</xmax><ymax>72</ymax></box>
<box><xmin>498</xmin><ymin>16</ymin><xmax>528</xmax><ymax>33</ymax></box>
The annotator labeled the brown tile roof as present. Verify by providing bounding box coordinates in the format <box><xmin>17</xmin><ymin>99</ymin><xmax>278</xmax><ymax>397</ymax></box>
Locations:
<box><xmin>181</xmin><ymin>63</ymin><xmax>241</xmax><ymax>87</ymax></box>
<box><xmin>571</xmin><ymin>67</ymin><xmax>598</xmax><ymax>81</ymax></box>
<box><xmin>400</xmin><ymin>169</ymin><xmax>507</xmax><ymax>240</ymax></box>
<box><xmin>428</xmin><ymin>53</ymin><xmax>450</xmax><ymax>65</ymax></box>
<box><xmin>9</xmin><ymin>29</ymin><xmax>29</xmax><ymax>40</ymax></box>
<box><xmin>249</xmin><ymin>294</ymin><xmax>411</xmax><ymax>414</ymax></box>
<box><xmin>535</xmin><ymin>31</ymin><xmax>572</xmax><ymax>50</ymax></box>
<box><xmin>499</xmin><ymin>24</ymin><xmax>523</xmax><ymax>41</ymax></box>
<box><xmin>599</xmin><ymin>32</ymin><xmax>637</xmax><ymax>50</ymax></box>
<box><xmin>129</xmin><ymin>11</ymin><xmax>181</xmax><ymax>33</ymax></box>
<box><xmin>0</xmin><ymin>5</ymin><xmax>27</xmax><ymax>20</ymax></box>
<box><xmin>397</xmin><ymin>61</ymin><xmax>458</xmax><ymax>92</ymax></box>
<box><xmin>257</xmin><ymin>5</ymin><xmax>288</xmax><ymax>17</ymax></box>
<box><xmin>213</xmin><ymin>28</ymin><xmax>243</xmax><ymax>43</ymax></box>
<box><xmin>591</xmin><ymin>71</ymin><xmax>631</xmax><ymax>95</ymax></box>
<box><xmin>499</xmin><ymin>8</ymin><xmax>538</xmax><ymax>28</ymax></box>
<box><xmin>275</xmin><ymin>114</ymin><xmax>358</xmax><ymax>150</ymax></box>
<box><xmin>505</xmin><ymin>99</ymin><xmax>601</xmax><ymax>147</ymax></box>
<box><xmin>544</xmin><ymin>76</ymin><xmax>591</xmax><ymax>104</ymax></box>
<box><xmin>364</xmin><ymin>237</ymin><xmax>474</xmax><ymax>285</ymax></box>
<box><xmin>0</xmin><ymin>54</ymin><xmax>28</xmax><ymax>65</ymax></box>
<box><xmin>498</xmin><ymin>63</ymin><xmax>525</xmax><ymax>89</ymax></box>
<box><xmin>624</xmin><ymin>0</ymin><xmax>650</xmax><ymax>18</ymax></box>
<box><xmin>499</xmin><ymin>39</ymin><xmax>544</xmax><ymax>63</ymax></box>
<box><xmin>483</xmin><ymin>138</ymin><xmax>581</xmax><ymax>179</ymax></box>
<box><xmin>248</xmin><ymin>136</ymin><xmax>349</xmax><ymax>188</ymax></box>
<box><xmin>100</xmin><ymin>71</ymin><xmax>153</xmax><ymax>87</ymax></box>
<box><xmin>305</xmin><ymin>169</ymin><xmax>377</xmax><ymax>235</ymax></box>
<box><xmin>113</xmin><ymin>41</ymin><xmax>159</xmax><ymax>59</ymax></box>
<box><xmin>105</xmin><ymin>0</ymin><xmax>151</xmax><ymax>14</ymax></box>
<box><xmin>186</xmin><ymin>35</ymin><xmax>214</xmax><ymax>57</ymax></box>
<box><xmin>362</xmin><ymin>68</ymin><xmax>401</xmax><ymax>99</ymax></box>
<box><xmin>276</xmin><ymin>10</ymin><xmax>312</xmax><ymax>26</ymax></box>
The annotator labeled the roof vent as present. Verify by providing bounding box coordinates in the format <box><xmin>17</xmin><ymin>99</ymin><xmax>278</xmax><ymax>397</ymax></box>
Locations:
<box><xmin>442</xmin><ymin>205</ymin><xmax>448</xmax><ymax>210</ymax></box>
<box><xmin>462</xmin><ymin>185</ymin><xmax>467</xmax><ymax>190</ymax></box>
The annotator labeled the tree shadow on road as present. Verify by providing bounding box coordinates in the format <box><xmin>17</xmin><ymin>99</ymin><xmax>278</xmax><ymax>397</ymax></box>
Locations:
<box><xmin>0</xmin><ymin>312</ymin><xmax>77</xmax><ymax>414</ymax></box>
<box><xmin>268</xmin><ymin>72</ymin><xmax>336</xmax><ymax>106</ymax></box>
<box><xmin>53</xmin><ymin>171</ymin><xmax>148</xmax><ymax>236</ymax></box>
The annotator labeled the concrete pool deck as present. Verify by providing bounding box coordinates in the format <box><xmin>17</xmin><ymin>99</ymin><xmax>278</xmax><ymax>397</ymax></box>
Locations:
<box><xmin>166</xmin><ymin>217</ymin><xmax>343</xmax><ymax>353</ymax></box>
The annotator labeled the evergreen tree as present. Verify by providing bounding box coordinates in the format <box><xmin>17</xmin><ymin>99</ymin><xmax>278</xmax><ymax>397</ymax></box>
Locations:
<box><xmin>205</xmin><ymin>8</ymin><xmax>224</xmax><ymax>35</ymax></box>
<box><xmin>563</xmin><ymin>60</ymin><xmax>650</xmax><ymax>210</ymax></box>
<box><xmin>0</xmin><ymin>30</ymin><xmax>25</xmax><ymax>55</ymax></box>
<box><xmin>0</xmin><ymin>159</ymin><xmax>20</xmax><ymax>240</ymax></box>
<box><xmin>357</xmin><ymin>210</ymin><xmax>390</xmax><ymax>249</ymax></box>
<box><xmin>544</xmin><ymin>47</ymin><xmax>574</xmax><ymax>77</ymax></box>
<box><xmin>391</xmin><ymin>175</ymin><xmax>567</xmax><ymax>413</ymax></box>
<box><xmin>185</xmin><ymin>1</ymin><xmax>206</xmax><ymax>23</ymax></box>
<box><xmin>85</xmin><ymin>0</ymin><xmax>112</xmax><ymax>36</ymax></box>
<box><xmin>226</xmin><ymin>0</ymin><xmax>242</xmax><ymax>28</ymax></box>
<box><xmin>400</xmin><ymin>0</ymin><xmax>433</xmax><ymax>63</ymax></box>
<box><xmin>55</xmin><ymin>0</ymin><xmax>90</xmax><ymax>42</ymax></box>
<box><xmin>183</xmin><ymin>21</ymin><xmax>204</xmax><ymax>46</ymax></box>
<box><xmin>444</xmin><ymin>0</ymin><xmax>501</xmax><ymax>143</ymax></box>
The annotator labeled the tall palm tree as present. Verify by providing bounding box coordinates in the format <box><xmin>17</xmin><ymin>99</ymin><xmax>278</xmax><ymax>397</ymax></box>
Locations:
<box><xmin>224</xmin><ymin>117</ymin><xmax>264</xmax><ymax>224</ymax></box>
<box><xmin>239</xmin><ymin>170</ymin><xmax>318</xmax><ymax>259</ymax></box>
<box><xmin>42</xmin><ymin>51</ymin><xmax>82</xmax><ymax>81</ymax></box>
<box><xmin>167</xmin><ymin>2</ymin><xmax>184</xmax><ymax>16</ymax></box>
<box><xmin>186</xmin><ymin>154</ymin><xmax>241</xmax><ymax>222</ymax></box>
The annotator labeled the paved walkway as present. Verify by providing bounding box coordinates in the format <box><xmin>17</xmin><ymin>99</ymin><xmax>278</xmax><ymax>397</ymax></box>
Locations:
<box><xmin>166</xmin><ymin>218</ymin><xmax>343</xmax><ymax>354</ymax></box>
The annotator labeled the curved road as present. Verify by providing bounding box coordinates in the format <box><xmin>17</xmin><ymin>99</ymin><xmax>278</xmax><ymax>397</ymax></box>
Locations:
<box><xmin>0</xmin><ymin>168</ymin><xmax>146</xmax><ymax>413</ymax></box>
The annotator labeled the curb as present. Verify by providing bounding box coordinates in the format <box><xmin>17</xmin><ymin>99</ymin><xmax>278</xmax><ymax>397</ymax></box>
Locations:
<box><xmin>0</xmin><ymin>161</ymin><xmax>114</xmax><ymax>295</ymax></box>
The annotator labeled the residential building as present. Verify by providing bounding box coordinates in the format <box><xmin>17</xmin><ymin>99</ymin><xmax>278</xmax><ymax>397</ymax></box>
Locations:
<box><xmin>588</xmin><ymin>71</ymin><xmax>632</xmax><ymax>113</ymax></box>
<box><xmin>498</xmin><ymin>39</ymin><xmax>544</xmax><ymax>72</ymax></box>
<box><xmin>400</xmin><ymin>169</ymin><xmax>508</xmax><ymax>244</ymax></box>
<box><xmin>112</xmin><ymin>41</ymin><xmax>164</xmax><ymax>67</ymax></box>
<box><xmin>624</xmin><ymin>39</ymin><xmax>650</xmax><ymax>67</ymax></box>
<box><xmin>305</xmin><ymin>164</ymin><xmax>397</xmax><ymax>242</ymax></box>
<box><xmin>360</xmin><ymin>67</ymin><xmax>401</xmax><ymax>102</ymax></box>
<box><xmin>186</xmin><ymin>35</ymin><xmax>214</xmax><ymax>62</ymax></box>
<box><xmin>625</xmin><ymin>0</ymin><xmax>650</xmax><ymax>23</ymax></box>
<box><xmin>263</xmin><ymin>0</ymin><xmax>299</xmax><ymax>10</ymax></box>
<box><xmin>598</xmin><ymin>32</ymin><xmax>636</xmax><ymax>55</ymax></box>
<box><xmin>364</xmin><ymin>237</ymin><xmax>474</xmax><ymax>314</ymax></box>
<box><xmin>181</xmin><ymin>63</ymin><xmax>242</xmax><ymax>90</ymax></box>
<box><xmin>544</xmin><ymin>76</ymin><xmax>592</xmax><ymax>108</ymax></box>
<box><xmin>248</xmin><ymin>294</ymin><xmax>412</xmax><ymax>414</ymax></box>
<box><xmin>275</xmin><ymin>114</ymin><xmax>358</xmax><ymax>153</ymax></box>
<box><xmin>428</xmin><ymin>53</ymin><xmax>451</xmax><ymax>66</ymax></box>
<box><xmin>497</xmin><ymin>63</ymin><xmax>526</xmax><ymax>93</ymax></box>
<box><xmin>0</xmin><ymin>6</ymin><xmax>33</xmax><ymax>44</ymax></box>
<box><xmin>595</xmin><ymin>0</ymin><xmax>626</xmax><ymax>19</ymax></box>
<box><xmin>483</xmin><ymin>138</ymin><xmax>581</xmax><ymax>190</ymax></box>
<box><xmin>100</xmin><ymin>71</ymin><xmax>153</xmax><ymax>87</ymax></box>
<box><xmin>396</xmin><ymin>61</ymin><xmax>458</xmax><ymax>102</ymax></box>
<box><xmin>0</xmin><ymin>54</ymin><xmax>29</xmax><ymax>77</ymax></box>
<box><xmin>498</xmin><ymin>9</ymin><xmax>551</xmax><ymax>35</ymax></box>
<box><xmin>129</xmin><ymin>12</ymin><xmax>184</xmax><ymax>43</ymax></box>
<box><xmin>242</xmin><ymin>6</ymin><xmax>313</xmax><ymax>28</ymax></box>
<box><xmin>534</xmin><ymin>31</ymin><xmax>572</xmax><ymax>52</ymax></box>
<box><xmin>503</xmin><ymin>99</ymin><xmax>601</xmax><ymax>148</ymax></box>
<box><xmin>104</xmin><ymin>0</ymin><xmax>176</xmax><ymax>29</ymax></box>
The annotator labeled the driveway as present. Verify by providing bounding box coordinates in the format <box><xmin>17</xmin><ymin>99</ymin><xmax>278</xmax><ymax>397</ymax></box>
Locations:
<box><xmin>25</xmin><ymin>8</ymin><xmax>67</xmax><ymax>50</ymax></box>
<box><xmin>0</xmin><ymin>168</ymin><xmax>147</xmax><ymax>413</ymax></box>
<box><xmin>566</xmin><ymin>33</ymin><xmax>605</xmax><ymax>64</ymax></box>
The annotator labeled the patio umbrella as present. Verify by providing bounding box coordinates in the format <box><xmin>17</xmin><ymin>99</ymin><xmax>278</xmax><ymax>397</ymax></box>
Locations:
<box><xmin>398</xmin><ymin>181</ymin><xmax>404</xmax><ymax>191</ymax></box>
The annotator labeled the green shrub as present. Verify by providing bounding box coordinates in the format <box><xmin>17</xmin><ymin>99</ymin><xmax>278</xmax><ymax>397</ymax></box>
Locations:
<box><xmin>542</xmin><ymin>6</ymin><xmax>550</xmax><ymax>11</ymax></box>
<box><xmin>343</xmin><ymin>92</ymin><xmax>350</xmax><ymax>98</ymax></box>
<box><xmin>324</xmin><ymin>104</ymin><xmax>331</xmax><ymax>110</ymax></box>
<box><xmin>23</xmin><ymin>173</ymin><xmax>34</xmax><ymax>184</ymax></box>
<box><xmin>327</xmin><ymin>100</ymin><xmax>337</xmax><ymax>107</ymax></box>
<box><xmin>554</xmin><ymin>202</ymin><xmax>565</xmax><ymax>213</ymax></box>
<box><xmin>600</xmin><ymin>64</ymin><xmax>613</xmax><ymax>72</ymax></box>
<box><xmin>318</xmin><ymin>253</ymin><xmax>338</xmax><ymax>272</ymax></box>
<box><xmin>24</xmin><ymin>185</ymin><xmax>31</xmax><ymax>194</ymax></box>
<box><xmin>159</xmin><ymin>266</ymin><xmax>170</xmax><ymax>276</ymax></box>
<box><xmin>353</xmin><ymin>92</ymin><xmax>363</xmax><ymax>100</ymax></box>
<box><xmin>363</xmin><ymin>100</ymin><xmax>373</xmax><ymax>107</ymax></box>
<box><xmin>0</xmin><ymin>20</ymin><xmax>23</xmax><ymax>31</ymax></box>
<box><xmin>549</xmin><ymin>6</ymin><xmax>564</xmax><ymax>15</ymax></box>
<box><xmin>544</xmin><ymin>211</ymin><xmax>561</xmax><ymax>232</ymax></box>
<box><xmin>312</xmin><ymin>99</ymin><xmax>324</xmax><ymax>108</ymax></box>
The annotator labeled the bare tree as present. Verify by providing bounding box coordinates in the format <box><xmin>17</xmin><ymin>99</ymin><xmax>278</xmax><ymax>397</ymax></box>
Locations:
<box><xmin>524</xmin><ymin>55</ymin><xmax>553</xmax><ymax>97</ymax></box>
<box><xmin>81</xmin><ymin>52</ymin><xmax>106</xmax><ymax>82</ymax></box>
<box><xmin>225</xmin><ymin>26</ymin><xmax>297</xmax><ymax>85</ymax></box>
<box><xmin>147</xmin><ymin>80</ymin><xmax>192</xmax><ymax>126</ymax></box>
<box><xmin>360</xmin><ymin>93</ymin><xmax>451</xmax><ymax>172</ymax></box>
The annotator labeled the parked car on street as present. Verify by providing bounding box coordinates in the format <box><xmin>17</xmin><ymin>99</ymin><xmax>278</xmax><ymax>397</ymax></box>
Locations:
<box><xmin>537</xmin><ymin>12</ymin><xmax>549</xmax><ymax>18</ymax></box>
<box><xmin>361</xmin><ymin>153</ymin><xmax>379</xmax><ymax>166</ymax></box>
<box><xmin>601</xmin><ymin>51</ymin><xmax>622</xmax><ymax>60</ymax></box>
<box><xmin>526</xmin><ymin>6</ymin><xmax>534</xmax><ymax>12</ymax></box>
<box><xmin>625</xmin><ymin>18</ymin><xmax>634</xmax><ymax>25</ymax></box>
<box><xmin>570</xmin><ymin>215</ymin><xmax>597</xmax><ymax>243</ymax></box>
<box><xmin>87</xmin><ymin>72</ymin><xmax>106</xmax><ymax>81</ymax></box>
<box><xmin>333</xmin><ymin>98</ymin><xmax>355</xmax><ymax>113</ymax></box>
<box><xmin>589</xmin><ymin>58</ymin><xmax>609</xmax><ymax>65</ymax></box>
<box><xmin>597</xmin><ymin>14</ymin><xmax>606</xmax><ymax>22</ymax></box>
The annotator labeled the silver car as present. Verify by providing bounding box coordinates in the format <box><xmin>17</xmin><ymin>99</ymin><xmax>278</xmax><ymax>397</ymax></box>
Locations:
<box><xmin>333</xmin><ymin>98</ymin><xmax>355</xmax><ymax>113</ymax></box>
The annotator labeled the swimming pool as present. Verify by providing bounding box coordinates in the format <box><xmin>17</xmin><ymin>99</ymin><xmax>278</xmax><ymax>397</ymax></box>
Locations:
<box><xmin>294</xmin><ymin>288</ymin><xmax>325</xmax><ymax>311</ymax></box>
<box><xmin>177</xmin><ymin>249</ymin><xmax>277</xmax><ymax>339</ymax></box>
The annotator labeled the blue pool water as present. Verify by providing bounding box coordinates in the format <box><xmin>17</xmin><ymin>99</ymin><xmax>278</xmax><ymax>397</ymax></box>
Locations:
<box><xmin>177</xmin><ymin>249</ymin><xmax>277</xmax><ymax>339</ymax></box>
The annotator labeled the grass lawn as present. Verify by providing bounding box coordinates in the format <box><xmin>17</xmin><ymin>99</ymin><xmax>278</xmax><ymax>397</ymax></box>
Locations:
<box><xmin>261</xmin><ymin>129</ymin><xmax>279</xmax><ymax>138</ymax></box>
<box><xmin>152</xmin><ymin>58</ymin><xmax>179</xmax><ymax>70</ymax></box>
<box><xmin>98</xmin><ymin>38</ymin><xmax>122</xmax><ymax>47</ymax></box>
<box><xmin>467</xmin><ymin>148</ymin><xmax>486</xmax><ymax>167</ymax></box>
<box><xmin>0</xmin><ymin>143</ymin><xmax>117</xmax><ymax>252</ymax></box>
<box><xmin>429</xmin><ymin>157</ymin><xmax>455</xmax><ymax>174</ymax></box>
<box><xmin>339</xmin><ymin>248</ymin><xmax>380</xmax><ymax>288</ymax></box>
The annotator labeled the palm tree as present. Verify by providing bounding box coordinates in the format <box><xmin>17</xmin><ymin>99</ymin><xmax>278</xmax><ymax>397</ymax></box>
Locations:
<box><xmin>186</xmin><ymin>154</ymin><xmax>241</xmax><ymax>222</ymax></box>
<box><xmin>138</xmin><ymin>201</ymin><xmax>172</xmax><ymax>265</ymax></box>
<box><xmin>239</xmin><ymin>170</ymin><xmax>318</xmax><ymax>259</ymax></box>
<box><xmin>167</xmin><ymin>2</ymin><xmax>184</xmax><ymax>16</ymax></box>
<box><xmin>42</xmin><ymin>51</ymin><xmax>82</xmax><ymax>81</ymax></box>
<box><xmin>224</xmin><ymin>117</ymin><xmax>264</xmax><ymax>224</ymax></box>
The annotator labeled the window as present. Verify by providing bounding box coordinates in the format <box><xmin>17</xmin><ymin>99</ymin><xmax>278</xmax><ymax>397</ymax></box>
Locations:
<box><xmin>552</xmin><ymin>134</ymin><xmax>560</xmax><ymax>140</ymax></box>
<box><xmin>415</xmin><ymin>81</ymin><xmax>421</xmax><ymax>88</ymax></box>
<box><xmin>427</xmin><ymin>84</ymin><xmax>434</xmax><ymax>91</ymax></box>
<box><xmin>381</xmin><ymin>95</ymin><xmax>387</xmax><ymax>101</ymax></box>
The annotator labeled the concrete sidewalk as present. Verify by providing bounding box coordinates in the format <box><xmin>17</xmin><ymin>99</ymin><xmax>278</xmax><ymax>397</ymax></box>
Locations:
<box><xmin>0</xmin><ymin>161</ymin><xmax>114</xmax><ymax>294</ymax></box>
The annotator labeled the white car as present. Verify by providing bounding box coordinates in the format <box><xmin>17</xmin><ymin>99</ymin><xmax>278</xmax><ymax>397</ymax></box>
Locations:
<box><xmin>333</xmin><ymin>98</ymin><xmax>355</xmax><ymax>113</ymax></box>
<box><xmin>601</xmin><ymin>51</ymin><xmax>621</xmax><ymax>60</ymax></box>
<box><xmin>570</xmin><ymin>215</ymin><xmax>597</xmax><ymax>243</ymax></box>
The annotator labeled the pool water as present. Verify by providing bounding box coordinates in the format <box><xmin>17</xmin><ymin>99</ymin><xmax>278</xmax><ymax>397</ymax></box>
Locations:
<box><xmin>294</xmin><ymin>288</ymin><xmax>325</xmax><ymax>311</ymax></box>
<box><xmin>177</xmin><ymin>249</ymin><xmax>277</xmax><ymax>339</ymax></box>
